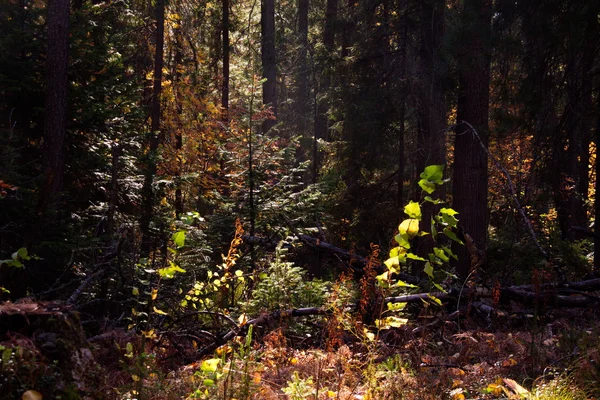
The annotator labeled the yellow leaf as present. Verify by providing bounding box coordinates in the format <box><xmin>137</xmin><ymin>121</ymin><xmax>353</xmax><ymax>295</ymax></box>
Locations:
<box><xmin>290</xmin><ymin>357</ymin><xmax>299</xmax><ymax>365</ymax></box>
<box><xmin>22</xmin><ymin>390</ymin><xmax>43</xmax><ymax>400</ymax></box>
<box><xmin>238</xmin><ymin>313</ymin><xmax>248</xmax><ymax>325</ymax></box>
<box><xmin>131</xmin><ymin>374</ymin><xmax>140</xmax><ymax>382</ymax></box>
<box><xmin>253</xmin><ymin>372</ymin><xmax>262</xmax><ymax>384</ymax></box>
<box><xmin>326</xmin><ymin>391</ymin><xmax>336</xmax><ymax>398</ymax></box>
<box><xmin>151</xmin><ymin>288</ymin><xmax>158</xmax><ymax>300</ymax></box>
<box><xmin>399</xmin><ymin>219</ymin><xmax>419</xmax><ymax>238</ymax></box>
<box><xmin>153</xmin><ymin>306</ymin><xmax>168</xmax><ymax>315</ymax></box>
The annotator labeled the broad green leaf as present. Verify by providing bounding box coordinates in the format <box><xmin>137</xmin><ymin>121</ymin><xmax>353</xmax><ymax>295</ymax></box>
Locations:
<box><xmin>201</xmin><ymin>358</ymin><xmax>221</xmax><ymax>373</ymax></box>
<box><xmin>433</xmin><ymin>247</ymin><xmax>449</xmax><ymax>262</ymax></box>
<box><xmin>384</xmin><ymin>257</ymin><xmax>400</xmax><ymax>269</ymax></box>
<box><xmin>424</xmin><ymin>196</ymin><xmax>445</xmax><ymax>204</ymax></box>
<box><xmin>439</xmin><ymin>209</ymin><xmax>459</xmax><ymax>227</ymax></box>
<box><xmin>440</xmin><ymin>207</ymin><xmax>458</xmax><ymax>216</ymax></box>
<box><xmin>423</xmin><ymin>262</ymin><xmax>434</xmax><ymax>278</ymax></box>
<box><xmin>418</xmin><ymin>179</ymin><xmax>436</xmax><ymax>194</ymax></box>
<box><xmin>394</xmin><ymin>234</ymin><xmax>411</xmax><ymax>249</ymax></box>
<box><xmin>132</xmin><ymin>287</ymin><xmax>139</xmax><ymax>296</ymax></box>
<box><xmin>443</xmin><ymin>246</ymin><xmax>458</xmax><ymax>260</ymax></box>
<box><xmin>235</xmin><ymin>270</ymin><xmax>243</xmax><ymax>277</ymax></box>
<box><xmin>399</xmin><ymin>219</ymin><xmax>419</xmax><ymax>238</ymax></box>
<box><xmin>406</xmin><ymin>253</ymin><xmax>426</xmax><ymax>262</ymax></box>
<box><xmin>172</xmin><ymin>230</ymin><xmax>186</xmax><ymax>248</ymax></box>
<box><xmin>404</xmin><ymin>201</ymin><xmax>422</xmax><ymax>220</ymax></box>
<box><xmin>389</xmin><ymin>246</ymin><xmax>406</xmax><ymax>258</ymax></box>
<box><xmin>443</xmin><ymin>228</ymin><xmax>464</xmax><ymax>244</ymax></box>
<box><xmin>16</xmin><ymin>248</ymin><xmax>30</xmax><ymax>260</ymax></box>
<box><xmin>203</xmin><ymin>379</ymin><xmax>215</xmax><ymax>387</ymax></box>
<box><xmin>420</xmin><ymin>165</ymin><xmax>444</xmax><ymax>183</ymax></box>
<box><xmin>432</xmin><ymin>282</ymin><xmax>446</xmax><ymax>293</ymax></box>
<box><xmin>393</xmin><ymin>280</ymin><xmax>418</xmax><ymax>288</ymax></box>
<box><xmin>387</xmin><ymin>302</ymin><xmax>407</xmax><ymax>311</ymax></box>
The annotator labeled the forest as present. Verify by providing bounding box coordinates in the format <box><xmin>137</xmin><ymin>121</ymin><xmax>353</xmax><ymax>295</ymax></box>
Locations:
<box><xmin>1</xmin><ymin>0</ymin><xmax>600</xmax><ymax>398</ymax></box>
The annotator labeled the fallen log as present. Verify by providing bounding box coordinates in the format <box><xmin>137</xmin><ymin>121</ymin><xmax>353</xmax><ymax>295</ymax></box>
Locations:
<box><xmin>188</xmin><ymin>277</ymin><xmax>600</xmax><ymax>360</ymax></box>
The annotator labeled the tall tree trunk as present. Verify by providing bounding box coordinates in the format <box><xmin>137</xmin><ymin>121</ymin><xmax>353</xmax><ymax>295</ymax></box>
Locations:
<box><xmin>297</xmin><ymin>0</ymin><xmax>309</xmax><ymax>135</ymax></box>
<box><xmin>174</xmin><ymin>8</ymin><xmax>184</xmax><ymax>217</ymax></box>
<box><xmin>140</xmin><ymin>0</ymin><xmax>165</xmax><ymax>255</ymax></box>
<box><xmin>595</xmin><ymin>81</ymin><xmax>600</xmax><ymax>271</ymax></box>
<box><xmin>261</xmin><ymin>0</ymin><xmax>277</xmax><ymax>133</ymax></box>
<box><xmin>222</xmin><ymin>0</ymin><xmax>230</xmax><ymax>120</ymax></box>
<box><xmin>397</xmin><ymin>18</ymin><xmax>408</xmax><ymax>219</ymax></box>
<box><xmin>415</xmin><ymin>0</ymin><xmax>446</xmax><ymax>270</ymax></box>
<box><xmin>313</xmin><ymin>0</ymin><xmax>337</xmax><ymax>183</ymax></box>
<box><xmin>38</xmin><ymin>0</ymin><xmax>70</xmax><ymax>216</ymax></box>
<box><xmin>452</xmin><ymin>0</ymin><xmax>492</xmax><ymax>278</ymax></box>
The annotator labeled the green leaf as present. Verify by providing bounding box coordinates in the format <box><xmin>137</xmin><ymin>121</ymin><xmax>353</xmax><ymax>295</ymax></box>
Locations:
<box><xmin>424</xmin><ymin>196</ymin><xmax>445</xmax><ymax>204</ymax></box>
<box><xmin>16</xmin><ymin>248</ymin><xmax>30</xmax><ymax>260</ymax></box>
<box><xmin>404</xmin><ymin>201</ymin><xmax>422</xmax><ymax>220</ymax></box>
<box><xmin>394</xmin><ymin>234</ymin><xmax>411</xmax><ymax>249</ymax></box>
<box><xmin>443</xmin><ymin>246</ymin><xmax>458</xmax><ymax>260</ymax></box>
<box><xmin>384</xmin><ymin>256</ymin><xmax>400</xmax><ymax>269</ymax></box>
<box><xmin>201</xmin><ymin>358</ymin><xmax>220</xmax><ymax>373</ymax></box>
<box><xmin>406</xmin><ymin>253</ymin><xmax>426</xmax><ymax>262</ymax></box>
<box><xmin>393</xmin><ymin>280</ymin><xmax>418</xmax><ymax>288</ymax></box>
<box><xmin>427</xmin><ymin>294</ymin><xmax>443</xmax><ymax>305</ymax></box>
<box><xmin>376</xmin><ymin>316</ymin><xmax>409</xmax><ymax>329</ymax></box>
<box><xmin>418</xmin><ymin>179</ymin><xmax>436</xmax><ymax>194</ymax></box>
<box><xmin>420</xmin><ymin>165</ymin><xmax>444</xmax><ymax>183</ymax></box>
<box><xmin>439</xmin><ymin>208</ymin><xmax>459</xmax><ymax>227</ymax></box>
<box><xmin>158</xmin><ymin>263</ymin><xmax>186</xmax><ymax>279</ymax></box>
<box><xmin>387</xmin><ymin>302</ymin><xmax>407</xmax><ymax>311</ymax></box>
<box><xmin>443</xmin><ymin>228</ymin><xmax>464</xmax><ymax>244</ymax></box>
<box><xmin>433</xmin><ymin>247</ymin><xmax>449</xmax><ymax>263</ymax></box>
<box><xmin>203</xmin><ymin>379</ymin><xmax>215</xmax><ymax>387</ymax></box>
<box><xmin>172</xmin><ymin>230</ymin><xmax>186</xmax><ymax>248</ymax></box>
<box><xmin>423</xmin><ymin>262</ymin><xmax>434</xmax><ymax>278</ymax></box>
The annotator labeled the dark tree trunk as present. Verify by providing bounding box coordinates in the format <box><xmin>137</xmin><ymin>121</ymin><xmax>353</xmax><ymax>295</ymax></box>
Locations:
<box><xmin>452</xmin><ymin>0</ymin><xmax>492</xmax><ymax>278</ymax></box>
<box><xmin>415</xmin><ymin>0</ymin><xmax>446</xmax><ymax>270</ymax></box>
<box><xmin>595</xmin><ymin>81</ymin><xmax>600</xmax><ymax>271</ymax></box>
<box><xmin>140</xmin><ymin>0</ymin><xmax>165</xmax><ymax>255</ymax></box>
<box><xmin>261</xmin><ymin>0</ymin><xmax>277</xmax><ymax>133</ymax></box>
<box><xmin>38</xmin><ymin>0</ymin><xmax>70</xmax><ymax>216</ymax></box>
<box><xmin>313</xmin><ymin>0</ymin><xmax>337</xmax><ymax>183</ymax></box>
<box><xmin>416</xmin><ymin>0</ymin><xmax>446</xmax><ymax>173</ymax></box>
<box><xmin>174</xmin><ymin>9</ymin><xmax>184</xmax><ymax>217</ymax></box>
<box><xmin>297</xmin><ymin>0</ymin><xmax>309</xmax><ymax>135</ymax></box>
<box><xmin>222</xmin><ymin>0</ymin><xmax>230</xmax><ymax>120</ymax></box>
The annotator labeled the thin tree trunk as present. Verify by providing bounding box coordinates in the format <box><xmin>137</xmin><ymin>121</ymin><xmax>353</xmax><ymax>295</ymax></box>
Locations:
<box><xmin>174</xmin><ymin>7</ymin><xmax>184</xmax><ymax>217</ymax></box>
<box><xmin>140</xmin><ymin>0</ymin><xmax>166</xmax><ymax>255</ymax></box>
<box><xmin>297</xmin><ymin>0</ymin><xmax>309</xmax><ymax>135</ymax></box>
<box><xmin>313</xmin><ymin>0</ymin><xmax>337</xmax><ymax>183</ymax></box>
<box><xmin>261</xmin><ymin>0</ymin><xmax>277</xmax><ymax>133</ymax></box>
<box><xmin>222</xmin><ymin>0</ymin><xmax>230</xmax><ymax>120</ymax></box>
<box><xmin>452</xmin><ymin>0</ymin><xmax>492</xmax><ymax>278</ymax></box>
<box><xmin>38</xmin><ymin>0</ymin><xmax>70</xmax><ymax>216</ymax></box>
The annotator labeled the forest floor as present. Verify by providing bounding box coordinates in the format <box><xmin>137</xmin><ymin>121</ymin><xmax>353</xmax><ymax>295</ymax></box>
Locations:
<box><xmin>92</xmin><ymin>307</ymin><xmax>600</xmax><ymax>400</ymax></box>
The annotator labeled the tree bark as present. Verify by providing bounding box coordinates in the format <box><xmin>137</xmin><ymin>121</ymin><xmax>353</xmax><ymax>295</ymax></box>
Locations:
<box><xmin>140</xmin><ymin>0</ymin><xmax>166</xmax><ymax>255</ymax></box>
<box><xmin>313</xmin><ymin>0</ymin><xmax>337</xmax><ymax>183</ymax></box>
<box><xmin>261</xmin><ymin>0</ymin><xmax>277</xmax><ymax>133</ymax></box>
<box><xmin>415</xmin><ymin>0</ymin><xmax>446</xmax><ymax>271</ymax></box>
<box><xmin>452</xmin><ymin>0</ymin><xmax>492</xmax><ymax>278</ymax></box>
<box><xmin>38</xmin><ymin>0</ymin><xmax>70</xmax><ymax>215</ymax></box>
<box><xmin>222</xmin><ymin>0</ymin><xmax>230</xmax><ymax>120</ymax></box>
<box><xmin>297</xmin><ymin>0</ymin><xmax>309</xmax><ymax>136</ymax></box>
